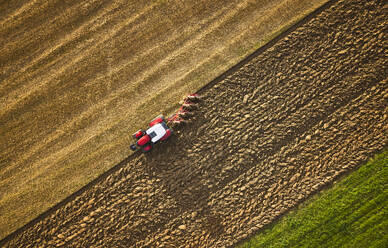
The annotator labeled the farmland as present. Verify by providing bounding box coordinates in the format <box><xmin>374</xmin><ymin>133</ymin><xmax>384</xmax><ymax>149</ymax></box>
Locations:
<box><xmin>1</xmin><ymin>0</ymin><xmax>387</xmax><ymax>247</ymax></box>
<box><xmin>239</xmin><ymin>151</ymin><xmax>387</xmax><ymax>248</ymax></box>
<box><xmin>0</xmin><ymin>0</ymin><xmax>328</xmax><ymax>238</ymax></box>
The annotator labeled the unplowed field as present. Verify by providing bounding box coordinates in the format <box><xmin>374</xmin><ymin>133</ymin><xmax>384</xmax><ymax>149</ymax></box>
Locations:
<box><xmin>2</xmin><ymin>0</ymin><xmax>387</xmax><ymax>247</ymax></box>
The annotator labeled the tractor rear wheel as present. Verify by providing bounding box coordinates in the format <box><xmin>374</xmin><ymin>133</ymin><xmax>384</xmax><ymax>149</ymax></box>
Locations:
<box><xmin>142</xmin><ymin>144</ymin><xmax>152</xmax><ymax>152</ymax></box>
<box><xmin>137</xmin><ymin>134</ymin><xmax>151</xmax><ymax>146</ymax></box>
<box><xmin>160</xmin><ymin>129</ymin><xmax>172</xmax><ymax>141</ymax></box>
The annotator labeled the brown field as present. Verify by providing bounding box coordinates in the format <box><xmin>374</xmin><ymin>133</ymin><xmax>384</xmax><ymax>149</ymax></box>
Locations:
<box><xmin>0</xmin><ymin>0</ymin><xmax>329</xmax><ymax>238</ymax></box>
<box><xmin>1</xmin><ymin>0</ymin><xmax>386</xmax><ymax>246</ymax></box>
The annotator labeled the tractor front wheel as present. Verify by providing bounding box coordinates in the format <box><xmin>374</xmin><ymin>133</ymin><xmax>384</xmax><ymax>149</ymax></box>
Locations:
<box><xmin>130</xmin><ymin>144</ymin><xmax>137</xmax><ymax>151</ymax></box>
<box><xmin>133</xmin><ymin>129</ymin><xmax>144</xmax><ymax>139</ymax></box>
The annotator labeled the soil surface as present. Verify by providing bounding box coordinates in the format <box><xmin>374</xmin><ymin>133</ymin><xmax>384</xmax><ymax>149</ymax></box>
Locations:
<box><xmin>2</xmin><ymin>0</ymin><xmax>387</xmax><ymax>247</ymax></box>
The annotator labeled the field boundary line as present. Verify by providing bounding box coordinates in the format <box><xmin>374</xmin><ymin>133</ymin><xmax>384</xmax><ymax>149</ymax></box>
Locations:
<box><xmin>232</xmin><ymin>145</ymin><xmax>388</xmax><ymax>248</ymax></box>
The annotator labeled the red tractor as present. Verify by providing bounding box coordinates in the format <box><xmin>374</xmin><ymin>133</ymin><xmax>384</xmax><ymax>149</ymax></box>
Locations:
<box><xmin>130</xmin><ymin>115</ymin><xmax>173</xmax><ymax>152</ymax></box>
<box><xmin>130</xmin><ymin>94</ymin><xmax>200</xmax><ymax>153</ymax></box>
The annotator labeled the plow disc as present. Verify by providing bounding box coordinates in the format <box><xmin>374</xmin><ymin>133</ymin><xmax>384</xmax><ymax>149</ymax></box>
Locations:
<box><xmin>167</xmin><ymin>94</ymin><xmax>201</xmax><ymax>126</ymax></box>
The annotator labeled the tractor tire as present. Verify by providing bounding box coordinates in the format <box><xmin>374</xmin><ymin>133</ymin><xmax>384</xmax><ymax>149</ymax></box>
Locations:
<box><xmin>137</xmin><ymin>134</ymin><xmax>151</xmax><ymax>146</ymax></box>
<box><xmin>142</xmin><ymin>144</ymin><xmax>152</xmax><ymax>152</ymax></box>
<box><xmin>149</xmin><ymin>115</ymin><xmax>165</xmax><ymax>127</ymax></box>
<box><xmin>133</xmin><ymin>129</ymin><xmax>144</xmax><ymax>139</ymax></box>
<box><xmin>160</xmin><ymin>129</ymin><xmax>172</xmax><ymax>141</ymax></box>
<box><xmin>130</xmin><ymin>144</ymin><xmax>137</xmax><ymax>151</ymax></box>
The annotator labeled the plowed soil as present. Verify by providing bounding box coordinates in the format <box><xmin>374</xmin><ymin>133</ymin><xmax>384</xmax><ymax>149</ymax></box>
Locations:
<box><xmin>2</xmin><ymin>0</ymin><xmax>387</xmax><ymax>247</ymax></box>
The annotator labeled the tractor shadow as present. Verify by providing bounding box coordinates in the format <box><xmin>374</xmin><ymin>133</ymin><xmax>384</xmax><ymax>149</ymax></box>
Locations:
<box><xmin>141</xmin><ymin>121</ymin><xmax>225</xmax><ymax>238</ymax></box>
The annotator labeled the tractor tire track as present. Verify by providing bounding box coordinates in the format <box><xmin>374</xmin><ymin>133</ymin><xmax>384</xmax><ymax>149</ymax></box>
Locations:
<box><xmin>1</xmin><ymin>0</ymin><xmax>387</xmax><ymax>247</ymax></box>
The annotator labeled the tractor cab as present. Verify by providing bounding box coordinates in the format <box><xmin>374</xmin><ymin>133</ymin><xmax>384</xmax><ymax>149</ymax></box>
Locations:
<box><xmin>146</xmin><ymin>122</ymin><xmax>169</xmax><ymax>143</ymax></box>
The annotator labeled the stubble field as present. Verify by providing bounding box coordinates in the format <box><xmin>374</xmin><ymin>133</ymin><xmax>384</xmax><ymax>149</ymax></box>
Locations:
<box><xmin>1</xmin><ymin>0</ymin><xmax>386</xmax><ymax>247</ymax></box>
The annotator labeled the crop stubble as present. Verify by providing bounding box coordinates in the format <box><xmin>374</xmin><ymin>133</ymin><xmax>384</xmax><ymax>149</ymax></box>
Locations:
<box><xmin>1</xmin><ymin>0</ymin><xmax>387</xmax><ymax>247</ymax></box>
